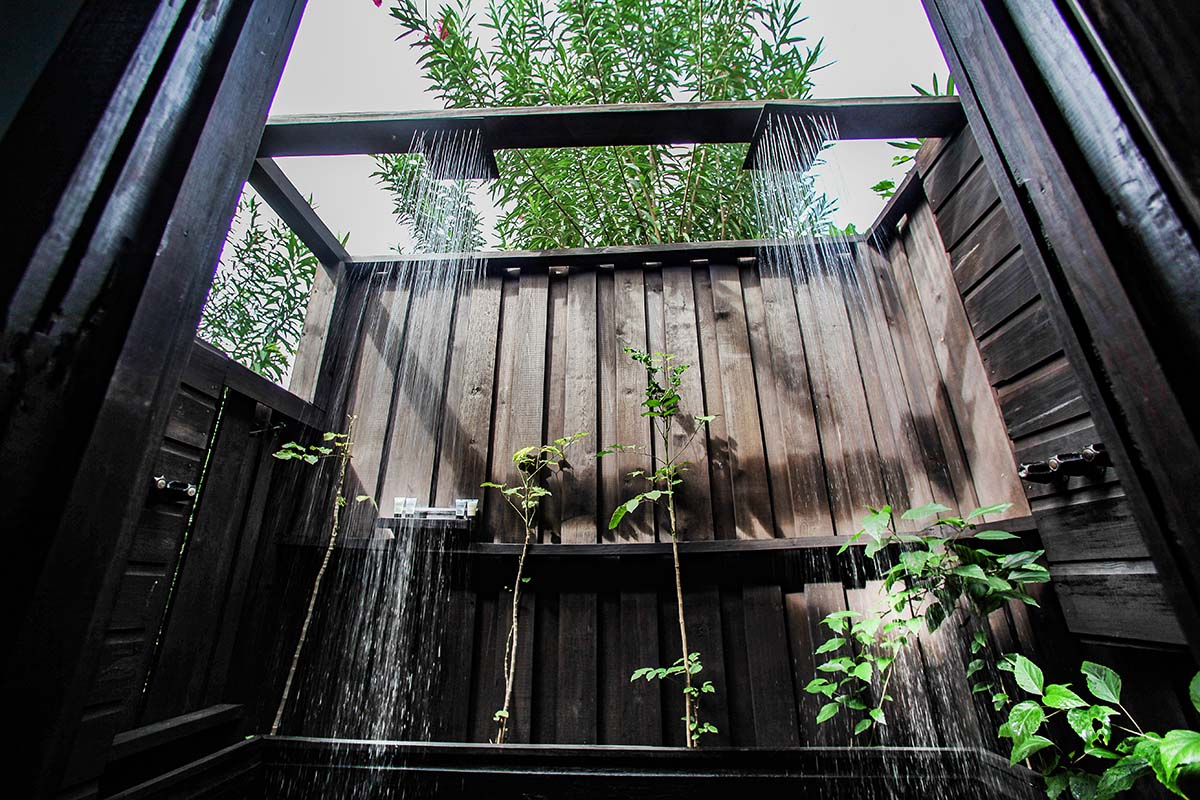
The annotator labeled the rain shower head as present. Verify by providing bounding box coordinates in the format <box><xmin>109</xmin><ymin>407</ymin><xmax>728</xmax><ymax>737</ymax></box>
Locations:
<box><xmin>742</xmin><ymin>103</ymin><xmax>838</xmax><ymax>173</ymax></box>
<box><xmin>412</xmin><ymin>119</ymin><xmax>500</xmax><ymax>180</ymax></box>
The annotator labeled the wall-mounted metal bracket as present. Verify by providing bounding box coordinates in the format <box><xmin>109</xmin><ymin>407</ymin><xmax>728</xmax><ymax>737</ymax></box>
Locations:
<box><xmin>150</xmin><ymin>476</ymin><xmax>197</xmax><ymax>503</ymax></box>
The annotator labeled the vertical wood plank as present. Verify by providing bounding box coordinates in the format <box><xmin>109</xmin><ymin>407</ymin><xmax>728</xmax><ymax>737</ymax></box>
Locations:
<box><xmin>785</xmin><ymin>580</ymin><xmax>852</xmax><ymax>744</ymax></box>
<box><xmin>742</xmin><ymin>584</ymin><xmax>801</xmax><ymax>745</ymax></box>
<box><xmin>902</xmin><ymin>202</ymin><xmax>1029</xmax><ymax>517</ymax></box>
<box><xmin>741</xmin><ymin>267</ymin><xmax>800</xmax><ymax>538</ymax></box>
<box><xmin>434</xmin><ymin>276</ymin><xmax>503</xmax><ymax>508</ymax></box>
<box><xmin>709</xmin><ymin>264</ymin><xmax>773</xmax><ymax>539</ymax></box>
<box><xmin>662</xmin><ymin>266</ymin><xmax>715</xmax><ymax>541</ymax></box>
<box><xmin>605</xmin><ymin>269</ymin><xmax>653</xmax><ymax>543</ymax></box>
<box><xmin>869</xmin><ymin>240</ymin><xmax>964</xmax><ymax>512</ymax></box>
<box><xmin>792</xmin><ymin>257</ymin><xmax>888</xmax><ymax>535</ymax></box>
<box><xmin>620</xmin><ymin>586</ymin><xmax>662</xmax><ymax>744</ymax></box>
<box><xmin>541</xmin><ymin>274</ymin><xmax>569</xmax><ymax>543</ymax></box>
<box><xmin>559</xmin><ymin>271</ymin><xmax>599</xmax><ymax>544</ymax></box>
<box><xmin>556</xmin><ymin>591</ymin><xmax>598</xmax><ymax>743</ymax></box>
<box><xmin>758</xmin><ymin>268</ymin><xmax>833</xmax><ymax>537</ymax></box>
<box><xmin>692</xmin><ymin>268</ymin><xmax>737</xmax><ymax>539</ymax></box>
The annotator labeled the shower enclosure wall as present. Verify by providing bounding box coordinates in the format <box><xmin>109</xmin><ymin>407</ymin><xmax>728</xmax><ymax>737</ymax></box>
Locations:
<box><xmin>7</xmin><ymin>1</ymin><xmax>1200</xmax><ymax>797</ymax></box>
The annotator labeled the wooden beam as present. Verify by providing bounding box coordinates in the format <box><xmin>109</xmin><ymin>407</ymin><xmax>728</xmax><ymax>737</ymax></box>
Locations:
<box><xmin>191</xmin><ymin>341</ymin><xmax>323</xmax><ymax>426</ymax></box>
<box><xmin>247</xmin><ymin>158</ymin><xmax>349</xmax><ymax>267</ymax></box>
<box><xmin>258</xmin><ymin>97</ymin><xmax>964</xmax><ymax>157</ymax></box>
<box><xmin>110</xmin><ymin>704</ymin><xmax>243</xmax><ymax>762</ymax></box>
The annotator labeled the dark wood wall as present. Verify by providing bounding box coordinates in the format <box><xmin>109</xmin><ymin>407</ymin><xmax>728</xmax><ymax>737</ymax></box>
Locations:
<box><xmin>334</xmin><ymin>255</ymin><xmax>1027</xmax><ymax>548</ymax></box>
<box><xmin>902</xmin><ymin>125</ymin><xmax>1184</xmax><ymax>647</ymax></box>
<box><xmin>74</xmin><ymin>342</ymin><xmax>320</xmax><ymax>798</ymax></box>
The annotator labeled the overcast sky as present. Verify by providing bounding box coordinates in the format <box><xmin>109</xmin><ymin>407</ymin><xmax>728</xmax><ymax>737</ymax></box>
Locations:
<box><xmin>265</xmin><ymin>0</ymin><xmax>950</xmax><ymax>255</ymax></box>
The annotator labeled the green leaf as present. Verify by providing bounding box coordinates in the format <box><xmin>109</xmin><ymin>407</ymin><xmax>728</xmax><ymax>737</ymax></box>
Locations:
<box><xmin>950</xmin><ymin>564</ymin><xmax>988</xmax><ymax>582</ymax></box>
<box><xmin>815</xmin><ymin>637</ymin><xmax>845</xmax><ymax>654</ymax></box>
<box><xmin>1010</xmin><ymin>734</ymin><xmax>1055</xmax><ymax>765</ymax></box>
<box><xmin>901</xmin><ymin>502</ymin><xmax>951</xmax><ymax>521</ymax></box>
<box><xmin>1045</xmin><ymin>772</ymin><xmax>1069</xmax><ymax>800</ymax></box>
<box><xmin>1081</xmin><ymin>662</ymin><xmax>1122</xmax><ymax>704</ymax></box>
<box><xmin>1008</xmin><ymin>700</ymin><xmax>1045</xmax><ymax>741</ymax></box>
<box><xmin>1189</xmin><ymin>672</ymin><xmax>1200</xmax><ymax>715</ymax></box>
<box><xmin>966</xmin><ymin>502</ymin><xmax>1013</xmax><ymax>520</ymax></box>
<box><xmin>1069</xmin><ymin>772</ymin><xmax>1099</xmax><ymax>800</ymax></box>
<box><xmin>816</xmin><ymin>702</ymin><xmax>840</xmax><ymax>724</ymax></box>
<box><xmin>1012</xmin><ymin>654</ymin><xmax>1045</xmax><ymax>696</ymax></box>
<box><xmin>1044</xmin><ymin>684</ymin><xmax>1088</xmax><ymax>710</ymax></box>
<box><xmin>869</xmin><ymin>707</ymin><xmax>886</xmax><ymax>725</ymax></box>
<box><xmin>973</xmin><ymin>529</ymin><xmax>1020</xmax><ymax>541</ymax></box>
<box><xmin>1095</xmin><ymin>755</ymin><xmax>1151</xmax><ymax>799</ymax></box>
<box><xmin>851</xmin><ymin>662</ymin><xmax>873</xmax><ymax>683</ymax></box>
<box><xmin>854</xmin><ymin>719</ymin><xmax>872</xmax><ymax>735</ymax></box>
<box><xmin>1159</xmin><ymin>730</ymin><xmax>1200</xmax><ymax>791</ymax></box>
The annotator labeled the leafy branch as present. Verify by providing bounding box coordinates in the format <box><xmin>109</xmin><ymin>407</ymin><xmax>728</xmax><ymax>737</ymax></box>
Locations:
<box><xmin>481</xmin><ymin>432</ymin><xmax>589</xmax><ymax>743</ymax></box>
<box><xmin>601</xmin><ymin>347</ymin><xmax>717</xmax><ymax>747</ymax></box>
<box><xmin>998</xmin><ymin>656</ymin><xmax>1200</xmax><ymax>799</ymax></box>
<box><xmin>806</xmin><ymin>501</ymin><xmax>1050</xmax><ymax>738</ymax></box>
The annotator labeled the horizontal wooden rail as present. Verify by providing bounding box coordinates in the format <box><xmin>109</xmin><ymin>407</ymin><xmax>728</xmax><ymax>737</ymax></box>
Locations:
<box><xmin>110</xmin><ymin>704</ymin><xmax>244</xmax><ymax>762</ymax></box>
<box><xmin>259</xmin><ymin>97</ymin><xmax>964</xmax><ymax>157</ymax></box>
<box><xmin>191</xmin><ymin>341</ymin><xmax>324</xmax><ymax>427</ymax></box>
<box><xmin>347</xmin><ymin>235</ymin><xmax>867</xmax><ymax>275</ymax></box>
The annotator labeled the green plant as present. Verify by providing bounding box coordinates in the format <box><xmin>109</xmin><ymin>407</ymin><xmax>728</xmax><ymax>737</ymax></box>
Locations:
<box><xmin>269</xmin><ymin>418</ymin><xmax>367</xmax><ymax>734</ymax></box>
<box><xmin>199</xmin><ymin>193</ymin><xmax>337</xmax><ymax>382</ymax></box>
<box><xmin>386</xmin><ymin>0</ymin><xmax>832</xmax><ymax>249</ymax></box>
<box><xmin>600</xmin><ymin>348</ymin><xmax>717</xmax><ymax>747</ymax></box>
<box><xmin>481</xmin><ymin>432</ymin><xmax>589</xmax><ymax>744</ymax></box>
<box><xmin>805</xmin><ymin>501</ymin><xmax>1050</xmax><ymax>737</ymax></box>
<box><xmin>998</xmin><ymin>656</ymin><xmax>1200</xmax><ymax>799</ymax></box>
<box><xmin>867</xmin><ymin>73</ymin><xmax>956</xmax><ymax>201</ymax></box>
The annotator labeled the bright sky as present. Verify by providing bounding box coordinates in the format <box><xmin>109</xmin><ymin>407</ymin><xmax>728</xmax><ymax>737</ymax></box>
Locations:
<box><xmin>266</xmin><ymin>0</ymin><xmax>950</xmax><ymax>255</ymax></box>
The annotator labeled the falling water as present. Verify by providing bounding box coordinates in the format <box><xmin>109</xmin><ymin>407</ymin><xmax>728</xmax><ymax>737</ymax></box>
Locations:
<box><xmin>751</xmin><ymin>112</ymin><xmax>1025</xmax><ymax>798</ymax></box>
<box><xmin>267</xmin><ymin>126</ymin><xmax>490</xmax><ymax>800</ymax></box>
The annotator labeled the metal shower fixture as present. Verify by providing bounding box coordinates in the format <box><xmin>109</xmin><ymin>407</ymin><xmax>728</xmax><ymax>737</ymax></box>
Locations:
<box><xmin>392</xmin><ymin>497</ymin><xmax>479</xmax><ymax>521</ymax></box>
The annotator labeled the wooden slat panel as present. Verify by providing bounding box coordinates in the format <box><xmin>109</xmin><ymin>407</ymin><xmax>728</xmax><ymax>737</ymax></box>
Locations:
<box><xmin>377</xmin><ymin>273</ymin><xmax>461</xmax><ymax>510</ymax></box>
<box><xmin>928</xmin><ymin>163</ymin><xmax>999</xmax><ymax>251</ymax></box>
<box><xmin>661</xmin><ymin>267</ymin><xmax>715</xmax><ymax>541</ymax></box>
<box><xmin>620</xmin><ymin>588</ymin><xmax>662</xmax><ymax>744</ymax></box>
<box><xmin>560</xmin><ymin>271</ymin><xmax>599</xmax><ymax>543</ymax></box>
<box><xmin>997</xmin><ymin>357</ymin><xmax>1089</xmax><ymax>440</ymax></box>
<box><xmin>977</xmin><ymin>301</ymin><xmax>1061</xmax><ymax>386</ymax></box>
<box><xmin>742</xmin><ymin>585</ymin><xmax>800</xmax><ymax>745</ymax></box>
<box><xmin>555</xmin><ymin>591</ymin><xmax>596</xmax><ymax>743</ymax></box>
<box><xmin>434</xmin><ymin>276</ymin><xmax>503</xmax><ymax>507</ymax></box>
<box><xmin>902</xmin><ymin>202</ymin><xmax>1027</xmax><ymax>516</ymax></box>
<box><xmin>920</xmin><ymin>127</ymin><xmax>984</xmax><ymax>210</ymax></box>
<box><xmin>793</xmin><ymin>257</ymin><xmax>888</xmax><ymax>535</ymax></box>
<box><xmin>343</xmin><ymin>280</ymin><xmax>411</xmax><ymax>506</ymax></box>
<box><xmin>692</xmin><ymin>269</ymin><xmax>737</xmax><ymax>539</ymax></box>
<box><xmin>603</xmin><ymin>270</ymin><xmax>653</xmax><ymax>543</ymax></box>
<box><xmin>1035</xmin><ymin>494</ymin><xmax>1149</xmax><ymax>562</ymax></box>
<box><xmin>871</xmin><ymin>242</ymin><xmax>965</xmax><ymax>511</ymax></box>
<box><xmin>947</xmin><ymin>202</ymin><xmax>1020</xmax><ymax>297</ymax></box>
<box><xmin>541</xmin><ymin>275</ymin><xmax>569</xmax><ymax>543</ymax></box>
<box><xmin>758</xmin><ymin>270</ymin><xmax>832</xmax><ymax>536</ymax></box>
<box><xmin>784</xmin><ymin>581</ymin><xmax>852</xmax><ymax>745</ymax></box>
<box><xmin>963</xmin><ymin>252</ymin><xmax>1038</xmax><ymax>339</ymax></box>
<box><xmin>1053</xmin><ymin>562</ymin><xmax>1186</xmax><ymax>644</ymax></box>
<box><xmin>709</xmin><ymin>265</ymin><xmax>773</xmax><ymax>540</ymax></box>
<box><xmin>531</xmin><ymin>590</ymin><xmax>558</xmax><ymax>743</ymax></box>
<box><xmin>718</xmin><ymin>587</ymin><xmax>754</xmax><ymax>745</ymax></box>
<box><xmin>741</xmin><ymin>268</ymin><xmax>799</xmax><ymax>538</ymax></box>
<box><xmin>684</xmin><ymin>587</ymin><xmax>730</xmax><ymax>746</ymax></box>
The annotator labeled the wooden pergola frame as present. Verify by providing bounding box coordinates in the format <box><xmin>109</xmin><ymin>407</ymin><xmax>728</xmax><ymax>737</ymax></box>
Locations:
<box><xmin>248</xmin><ymin>96</ymin><xmax>963</xmax><ymax>266</ymax></box>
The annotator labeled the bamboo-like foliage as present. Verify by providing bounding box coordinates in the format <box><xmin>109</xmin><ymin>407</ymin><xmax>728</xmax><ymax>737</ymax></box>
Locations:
<box><xmin>380</xmin><ymin>0</ymin><xmax>834</xmax><ymax>249</ymax></box>
<box><xmin>198</xmin><ymin>194</ymin><xmax>325</xmax><ymax>382</ymax></box>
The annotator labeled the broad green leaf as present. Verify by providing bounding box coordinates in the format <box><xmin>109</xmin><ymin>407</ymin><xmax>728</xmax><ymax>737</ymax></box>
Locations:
<box><xmin>1044</xmin><ymin>684</ymin><xmax>1088</xmax><ymax>710</ymax></box>
<box><xmin>1045</xmin><ymin>772</ymin><xmax>1069</xmax><ymax>799</ymax></box>
<box><xmin>851</xmin><ymin>662</ymin><xmax>873</xmax><ymax>683</ymax></box>
<box><xmin>950</xmin><ymin>564</ymin><xmax>988</xmax><ymax>582</ymax></box>
<box><xmin>1008</xmin><ymin>700</ymin><xmax>1045</xmax><ymax>741</ymax></box>
<box><xmin>815</xmin><ymin>637</ymin><xmax>845</xmax><ymax>654</ymax></box>
<box><xmin>901</xmin><ymin>502</ymin><xmax>951</xmax><ymax>521</ymax></box>
<box><xmin>1189</xmin><ymin>671</ymin><xmax>1200</xmax><ymax>715</ymax></box>
<box><xmin>854</xmin><ymin>719</ymin><xmax>872</xmax><ymax>735</ymax></box>
<box><xmin>816</xmin><ymin>702</ymin><xmax>840</xmax><ymax>724</ymax></box>
<box><xmin>1010</xmin><ymin>734</ymin><xmax>1055</xmax><ymax>765</ymax></box>
<box><xmin>1069</xmin><ymin>772</ymin><xmax>1099</xmax><ymax>800</ymax></box>
<box><xmin>869</xmin><ymin>707</ymin><xmax>886</xmax><ymax>725</ymax></box>
<box><xmin>973</xmin><ymin>529</ymin><xmax>1019</xmax><ymax>541</ymax></box>
<box><xmin>1012</xmin><ymin>654</ymin><xmax>1045</xmax><ymax>696</ymax></box>
<box><xmin>1081</xmin><ymin>661</ymin><xmax>1122</xmax><ymax>704</ymax></box>
<box><xmin>1159</xmin><ymin>730</ymin><xmax>1200</xmax><ymax>791</ymax></box>
<box><xmin>1095</xmin><ymin>755</ymin><xmax>1150</xmax><ymax>799</ymax></box>
<box><xmin>966</xmin><ymin>502</ymin><xmax>1013</xmax><ymax>520</ymax></box>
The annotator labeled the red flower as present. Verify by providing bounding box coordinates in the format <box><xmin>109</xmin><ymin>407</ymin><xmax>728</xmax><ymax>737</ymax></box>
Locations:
<box><xmin>372</xmin><ymin>0</ymin><xmax>383</xmax><ymax>7</ymax></box>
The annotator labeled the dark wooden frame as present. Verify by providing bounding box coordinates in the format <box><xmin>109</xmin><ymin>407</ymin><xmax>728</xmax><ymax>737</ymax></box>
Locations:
<box><xmin>921</xmin><ymin>0</ymin><xmax>1200</xmax><ymax>657</ymax></box>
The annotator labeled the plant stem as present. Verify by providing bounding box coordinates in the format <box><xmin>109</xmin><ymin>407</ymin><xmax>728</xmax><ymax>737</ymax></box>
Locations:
<box><xmin>661</xmin><ymin>415</ymin><xmax>696</xmax><ymax>748</ymax></box>
<box><xmin>271</xmin><ymin>415</ymin><xmax>356</xmax><ymax>735</ymax></box>
<box><xmin>496</xmin><ymin>483</ymin><xmax>535</xmax><ymax>744</ymax></box>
